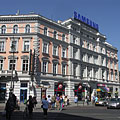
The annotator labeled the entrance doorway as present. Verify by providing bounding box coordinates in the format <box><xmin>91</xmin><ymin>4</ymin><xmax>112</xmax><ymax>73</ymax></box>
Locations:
<box><xmin>41</xmin><ymin>88</ymin><xmax>46</xmax><ymax>99</ymax></box>
<box><xmin>54</xmin><ymin>83</ymin><xmax>65</xmax><ymax>96</ymax></box>
<box><xmin>20</xmin><ymin>89</ymin><xmax>27</xmax><ymax>103</ymax></box>
<box><xmin>0</xmin><ymin>83</ymin><xmax>6</xmax><ymax>103</ymax></box>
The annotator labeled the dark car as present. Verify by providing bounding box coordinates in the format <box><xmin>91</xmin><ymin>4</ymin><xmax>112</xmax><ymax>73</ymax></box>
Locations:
<box><xmin>95</xmin><ymin>98</ymin><xmax>109</xmax><ymax>106</ymax></box>
<box><xmin>107</xmin><ymin>98</ymin><xmax>120</xmax><ymax>109</ymax></box>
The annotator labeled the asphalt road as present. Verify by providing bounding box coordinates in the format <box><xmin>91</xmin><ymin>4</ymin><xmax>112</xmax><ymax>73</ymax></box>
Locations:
<box><xmin>59</xmin><ymin>106</ymin><xmax>120</xmax><ymax>120</ymax></box>
<box><xmin>0</xmin><ymin>105</ymin><xmax>120</xmax><ymax>120</ymax></box>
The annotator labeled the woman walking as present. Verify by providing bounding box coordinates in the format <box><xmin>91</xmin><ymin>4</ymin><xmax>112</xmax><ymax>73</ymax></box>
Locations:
<box><xmin>42</xmin><ymin>97</ymin><xmax>49</xmax><ymax>119</ymax></box>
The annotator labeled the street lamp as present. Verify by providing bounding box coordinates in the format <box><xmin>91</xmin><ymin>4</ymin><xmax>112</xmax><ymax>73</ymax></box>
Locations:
<box><xmin>9</xmin><ymin>38</ymin><xmax>15</xmax><ymax>92</ymax></box>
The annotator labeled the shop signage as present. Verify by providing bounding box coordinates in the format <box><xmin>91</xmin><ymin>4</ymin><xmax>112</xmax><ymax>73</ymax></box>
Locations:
<box><xmin>58</xmin><ymin>84</ymin><xmax>63</xmax><ymax>89</ymax></box>
<box><xmin>74</xmin><ymin>11</ymin><xmax>99</xmax><ymax>30</ymax></box>
<box><xmin>78</xmin><ymin>84</ymin><xmax>82</xmax><ymax>91</ymax></box>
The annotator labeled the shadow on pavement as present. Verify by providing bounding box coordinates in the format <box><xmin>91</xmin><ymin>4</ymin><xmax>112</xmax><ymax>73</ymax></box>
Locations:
<box><xmin>0</xmin><ymin>110</ymin><xmax>102</xmax><ymax>120</ymax></box>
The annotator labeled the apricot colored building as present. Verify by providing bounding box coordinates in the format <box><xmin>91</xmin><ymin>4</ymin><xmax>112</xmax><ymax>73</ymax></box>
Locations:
<box><xmin>0</xmin><ymin>12</ymin><xmax>119</xmax><ymax>102</ymax></box>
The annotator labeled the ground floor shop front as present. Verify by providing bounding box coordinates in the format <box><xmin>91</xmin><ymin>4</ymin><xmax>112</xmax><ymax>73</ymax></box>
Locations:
<box><xmin>0</xmin><ymin>78</ymin><xmax>120</xmax><ymax>103</ymax></box>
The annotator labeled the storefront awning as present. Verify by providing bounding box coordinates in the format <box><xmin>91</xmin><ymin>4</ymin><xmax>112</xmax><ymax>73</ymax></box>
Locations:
<box><xmin>96</xmin><ymin>89</ymin><xmax>101</xmax><ymax>92</ymax></box>
<box><xmin>98</xmin><ymin>86</ymin><xmax>109</xmax><ymax>92</ymax></box>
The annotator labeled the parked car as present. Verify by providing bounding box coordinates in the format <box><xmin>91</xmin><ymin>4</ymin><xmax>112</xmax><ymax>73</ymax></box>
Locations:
<box><xmin>95</xmin><ymin>98</ymin><xmax>109</xmax><ymax>106</ymax></box>
<box><xmin>107</xmin><ymin>98</ymin><xmax>120</xmax><ymax>109</ymax></box>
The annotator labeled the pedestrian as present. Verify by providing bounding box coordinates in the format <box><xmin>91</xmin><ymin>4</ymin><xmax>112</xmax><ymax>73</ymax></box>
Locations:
<box><xmin>51</xmin><ymin>95</ymin><xmax>56</xmax><ymax>109</ymax></box>
<box><xmin>42</xmin><ymin>97</ymin><xmax>49</xmax><ymax>119</ymax></box>
<box><xmin>64</xmin><ymin>96</ymin><xmax>68</xmax><ymax>107</ymax></box>
<box><xmin>74</xmin><ymin>95</ymin><xmax>78</xmax><ymax>104</ymax></box>
<box><xmin>92</xmin><ymin>95</ymin><xmax>95</xmax><ymax>104</ymax></box>
<box><xmin>5</xmin><ymin>92</ymin><xmax>15</xmax><ymax>120</ymax></box>
<box><xmin>86</xmin><ymin>95</ymin><xmax>89</xmax><ymax>105</ymax></box>
<box><xmin>95</xmin><ymin>96</ymin><xmax>98</xmax><ymax>103</ymax></box>
<box><xmin>27</xmin><ymin>95</ymin><xmax>34</xmax><ymax>117</ymax></box>
<box><xmin>56</xmin><ymin>94</ymin><xmax>60</xmax><ymax>110</ymax></box>
<box><xmin>33</xmin><ymin>96</ymin><xmax>37</xmax><ymax>108</ymax></box>
<box><xmin>47</xmin><ymin>95</ymin><xmax>51</xmax><ymax>109</ymax></box>
<box><xmin>59</xmin><ymin>96</ymin><xmax>63</xmax><ymax>111</ymax></box>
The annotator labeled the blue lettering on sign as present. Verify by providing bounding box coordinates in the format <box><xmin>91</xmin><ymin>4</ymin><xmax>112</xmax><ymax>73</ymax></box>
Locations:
<box><xmin>74</xmin><ymin>11</ymin><xmax>99</xmax><ymax>30</ymax></box>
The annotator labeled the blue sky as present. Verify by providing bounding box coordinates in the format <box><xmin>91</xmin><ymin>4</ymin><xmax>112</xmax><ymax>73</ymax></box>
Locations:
<box><xmin>0</xmin><ymin>0</ymin><xmax>120</xmax><ymax>70</ymax></box>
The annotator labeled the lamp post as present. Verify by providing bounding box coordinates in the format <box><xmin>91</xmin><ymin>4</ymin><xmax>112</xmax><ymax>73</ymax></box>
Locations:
<box><xmin>9</xmin><ymin>38</ymin><xmax>15</xmax><ymax>92</ymax></box>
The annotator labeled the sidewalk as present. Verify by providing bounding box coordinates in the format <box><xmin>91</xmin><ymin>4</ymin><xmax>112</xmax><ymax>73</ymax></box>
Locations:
<box><xmin>0</xmin><ymin>101</ymin><xmax>94</xmax><ymax>111</ymax></box>
<box><xmin>68</xmin><ymin>101</ymin><xmax>94</xmax><ymax>107</ymax></box>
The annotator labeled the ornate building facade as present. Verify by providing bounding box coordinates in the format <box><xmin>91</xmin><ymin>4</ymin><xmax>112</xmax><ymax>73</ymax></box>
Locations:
<box><xmin>0</xmin><ymin>12</ymin><xmax>119</xmax><ymax>102</ymax></box>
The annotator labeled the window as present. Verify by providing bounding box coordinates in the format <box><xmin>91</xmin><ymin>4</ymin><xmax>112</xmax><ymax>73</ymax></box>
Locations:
<box><xmin>21</xmin><ymin>83</ymin><xmax>27</xmax><ymax>87</ymax></box>
<box><xmin>73</xmin><ymin>63</ymin><xmax>77</xmax><ymax>77</ymax></box>
<box><xmin>53</xmin><ymin>63</ymin><xmax>57</xmax><ymax>75</ymax></box>
<box><xmin>44</xmin><ymin>27</ymin><xmax>48</xmax><ymax>36</ymax></box>
<box><xmin>82</xmin><ymin>53</ymin><xmax>86</xmax><ymax>62</ymax></box>
<box><xmin>23</xmin><ymin>41</ymin><xmax>29</xmax><ymax>52</ymax></box>
<box><xmin>11</xmin><ymin>40</ymin><xmax>17</xmax><ymax>52</ymax></box>
<box><xmin>53</xmin><ymin>31</ymin><xmax>57</xmax><ymax>39</ymax></box>
<box><xmin>13</xmin><ymin>25</ymin><xmax>18</xmax><ymax>33</ymax></box>
<box><xmin>93</xmin><ymin>56</ymin><xmax>98</xmax><ymax>64</ymax></box>
<box><xmin>62</xmin><ymin>34</ymin><xmax>65</xmax><ymax>41</ymax></box>
<box><xmin>102</xmin><ymin>57</ymin><xmax>104</xmax><ymax>66</ymax></box>
<box><xmin>73</xmin><ymin>35</ymin><xmax>77</xmax><ymax>44</ymax></box>
<box><xmin>73</xmin><ymin>48</ymin><xmax>77</xmax><ymax>59</ymax></box>
<box><xmin>9</xmin><ymin>60</ymin><xmax>16</xmax><ymax>70</ymax></box>
<box><xmin>94</xmin><ymin>69</ymin><xmax>98</xmax><ymax>79</ymax></box>
<box><xmin>43</xmin><ymin>42</ymin><xmax>48</xmax><ymax>54</ymax></box>
<box><xmin>22</xmin><ymin>60</ymin><xmax>29</xmax><ymax>72</ymax></box>
<box><xmin>87</xmin><ymin>69</ymin><xmax>91</xmax><ymax>78</ymax></box>
<box><xmin>42</xmin><ymin>61</ymin><xmax>48</xmax><ymax>74</ymax></box>
<box><xmin>0</xmin><ymin>60</ymin><xmax>3</xmax><ymax>70</ymax></box>
<box><xmin>62</xmin><ymin>64</ymin><xmax>66</xmax><ymax>76</ymax></box>
<box><xmin>1</xmin><ymin>25</ymin><xmax>6</xmax><ymax>34</ymax></box>
<box><xmin>88</xmin><ymin>55</ymin><xmax>91</xmax><ymax>63</ymax></box>
<box><xmin>102</xmin><ymin>69</ymin><xmax>105</xmax><ymax>79</ymax></box>
<box><xmin>53</xmin><ymin>45</ymin><xmax>58</xmax><ymax>56</ymax></box>
<box><xmin>25</xmin><ymin>24</ymin><xmax>30</xmax><ymax>33</ymax></box>
<box><xmin>0</xmin><ymin>41</ymin><xmax>5</xmax><ymax>52</ymax></box>
<box><xmin>62</xmin><ymin>47</ymin><xmax>66</xmax><ymax>58</ymax></box>
<box><xmin>93</xmin><ymin>45</ymin><xmax>96</xmax><ymax>51</ymax></box>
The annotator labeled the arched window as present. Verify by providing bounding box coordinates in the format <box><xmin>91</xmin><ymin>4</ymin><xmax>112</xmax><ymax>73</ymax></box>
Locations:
<box><xmin>1</xmin><ymin>25</ymin><xmax>6</xmax><ymax>34</ymax></box>
<box><xmin>25</xmin><ymin>24</ymin><xmax>30</xmax><ymax>33</ymax></box>
<box><xmin>44</xmin><ymin>27</ymin><xmax>48</xmax><ymax>35</ymax></box>
<box><xmin>13</xmin><ymin>25</ymin><xmax>18</xmax><ymax>33</ymax></box>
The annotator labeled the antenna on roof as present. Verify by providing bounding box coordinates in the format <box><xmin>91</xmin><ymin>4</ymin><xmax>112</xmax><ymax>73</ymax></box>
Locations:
<box><xmin>16</xmin><ymin>10</ymin><xmax>20</xmax><ymax>15</ymax></box>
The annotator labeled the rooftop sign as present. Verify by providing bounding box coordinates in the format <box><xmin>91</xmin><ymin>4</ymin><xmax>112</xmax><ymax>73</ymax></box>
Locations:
<box><xmin>74</xmin><ymin>11</ymin><xmax>99</xmax><ymax>30</ymax></box>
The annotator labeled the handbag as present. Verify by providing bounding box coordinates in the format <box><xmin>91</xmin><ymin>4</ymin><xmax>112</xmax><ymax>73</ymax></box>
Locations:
<box><xmin>41</xmin><ymin>104</ymin><xmax>43</xmax><ymax>108</ymax></box>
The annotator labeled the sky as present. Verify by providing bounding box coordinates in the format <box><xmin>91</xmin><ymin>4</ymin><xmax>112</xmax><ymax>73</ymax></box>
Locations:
<box><xmin>0</xmin><ymin>0</ymin><xmax>120</xmax><ymax>70</ymax></box>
